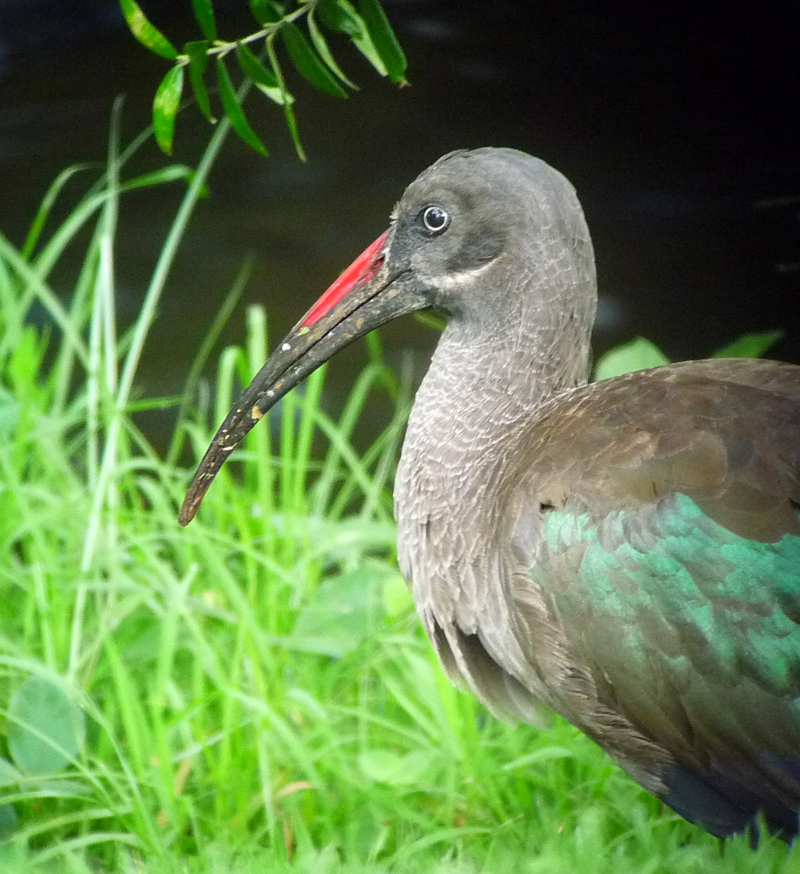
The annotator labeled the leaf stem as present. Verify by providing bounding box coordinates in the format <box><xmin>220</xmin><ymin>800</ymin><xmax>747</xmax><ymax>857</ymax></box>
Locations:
<box><xmin>175</xmin><ymin>1</ymin><xmax>316</xmax><ymax>66</ymax></box>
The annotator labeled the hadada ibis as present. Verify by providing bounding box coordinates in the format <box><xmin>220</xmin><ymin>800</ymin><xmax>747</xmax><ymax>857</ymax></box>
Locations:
<box><xmin>179</xmin><ymin>148</ymin><xmax>800</xmax><ymax>841</ymax></box>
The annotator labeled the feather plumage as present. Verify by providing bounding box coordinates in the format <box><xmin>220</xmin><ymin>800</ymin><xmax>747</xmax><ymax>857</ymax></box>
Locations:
<box><xmin>410</xmin><ymin>360</ymin><xmax>800</xmax><ymax>838</ymax></box>
<box><xmin>183</xmin><ymin>147</ymin><xmax>800</xmax><ymax>840</ymax></box>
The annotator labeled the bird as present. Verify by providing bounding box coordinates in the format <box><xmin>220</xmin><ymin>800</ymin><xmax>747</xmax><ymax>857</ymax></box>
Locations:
<box><xmin>179</xmin><ymin>147</ymin><xmax>800</xmax><ymax>841</ymax></box>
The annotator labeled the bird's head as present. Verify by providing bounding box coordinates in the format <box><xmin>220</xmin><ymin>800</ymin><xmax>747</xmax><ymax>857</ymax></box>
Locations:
<box><xmin>179</xmin><ymin>148</ymin><xmax>595</xmax><ymax>524</ymax></box>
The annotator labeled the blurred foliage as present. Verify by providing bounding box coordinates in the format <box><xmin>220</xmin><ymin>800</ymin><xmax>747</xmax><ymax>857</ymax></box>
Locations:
<box><xmin>119</xmin><ymin>0</ymin><xmax>407</xmax><ymax>158</ymax></box>
<box><xmin>593</xmin><ymin>330</ymin><xmax>783</xmax><ymax>381</ymax></box>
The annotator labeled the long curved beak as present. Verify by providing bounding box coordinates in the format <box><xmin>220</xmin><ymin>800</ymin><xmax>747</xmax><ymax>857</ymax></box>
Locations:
<box><xmin>179</xmin><ymin>229</ymin><xmax>429</xmax><ymax>525</ymax></box>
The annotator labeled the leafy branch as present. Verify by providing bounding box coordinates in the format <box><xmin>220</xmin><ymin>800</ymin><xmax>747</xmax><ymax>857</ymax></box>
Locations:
<box><xmin>119</xmin><ymin>0</ymin><xmax>407</xmax><ymax>158</ymax></box>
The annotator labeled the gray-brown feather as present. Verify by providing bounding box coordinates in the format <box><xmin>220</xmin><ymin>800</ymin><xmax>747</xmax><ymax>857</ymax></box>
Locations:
<box><xmin>390</xmin><ymin>149</ymin><xmax>800</xmax><ymax>837</ymax></box>
<box><xmin>398</xmin><ymin>357</ymin><xmax>800</xmax><ymax>828</ymax></box>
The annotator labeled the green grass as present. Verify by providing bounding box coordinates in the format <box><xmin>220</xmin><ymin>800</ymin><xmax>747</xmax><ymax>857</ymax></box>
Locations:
<box><xmin>1</xmin><ymin>119</ymin><xmax>798</xmax><ymax>873</ymax></box>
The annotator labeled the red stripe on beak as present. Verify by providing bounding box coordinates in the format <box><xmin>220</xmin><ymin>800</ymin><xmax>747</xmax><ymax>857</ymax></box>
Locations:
<box><xmin>299</xmin><ymin>231</ymin><xmax>389</xmax><ymax>328</ymax></box>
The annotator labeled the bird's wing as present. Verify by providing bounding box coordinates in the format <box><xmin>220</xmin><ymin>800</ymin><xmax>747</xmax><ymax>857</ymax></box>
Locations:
<box><xmin>507</xmin><ymin>359</ymin><xmax>800</xmax><ymax>837</ymax></box>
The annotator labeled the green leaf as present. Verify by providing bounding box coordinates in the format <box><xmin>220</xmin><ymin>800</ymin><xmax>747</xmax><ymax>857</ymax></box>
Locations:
<box><xmin>289</xmin><ymin>566</ymin><xmax>390</xmax><ymax>657</ymax></box>
<box><xmin>216</xmin><ymin>58</ymin><xmax>269</xmax><ymax>156</ymax></box>
<box><xmin>254</xmin><ymin>83</ymin><xmax>295</xmax><ymax>106</ymax></box>
<box><xmin>359</xmin><ymin>0</ymin><xmax>406</xmax><ymax>82</ymax></box>
<box><xmin>122</xmin><ymin>165</ymin><xmax>197</xmax><ymax>191</ymax></box>
<box><xmin>502</xmin><ymin>747</ymin><xmax>577</xmax><ymax>771</ymax></box>
<box><xmin>191</xmin><ymin>0</ymin><xmax>217</xmax><ymax>41</ymax></box>
<box><xmin>713</xmin><ymin>330</ymin><xmax>783</xmax><ymax>359</ymax></box>
<box><xmin>119</xmin><ymin>0</ymin><xmax>177</xmax><ymax>59</ymax></box>
<box><xmin>237</xmin><ymin>42</ymin><xmax>279</xmax><ymax>88</ymax></box>
<box><xmin>308</xmin><ymin>11</ymin><xmax>357</xmax><ymax>88</ymax></box>
<box><xmin>382</xmin><ymin>572</ymin><xmax>412</xmax><ymax>618</ymax></box>
<box><xmin>152</xmin><ymin>65</ymin><xmax>184</xmax><ymax>154</ymax></box>
<box><xmin>8</xmin><ymin>327</ymin><xmax>48</xmax><ymax>396</ymax></box>
<box><xmin>0</xmin><ymin>758</ymin><xmax>20</xmax><ymax>788</ymax></box>
<box><xmin>282</xmin><ymin>23</ymin><xmax>348</xmax><ymax>98</ymax></box>
<box><xmin>322</xmin><ymin>0</ymin><xmax>386</xmax><ymax>75</ymax></box>
<box><xmin>318</xmin><ymin>0</ymin><xmax>389</xmax><ymax>76</ymax></box>
<box><xmin>240</xmin><ymin>42</ymin><xmax>294</xmax><ymax>105</ymax></box>
<box><xmin>0</xmin><ymin>761</ymin><xmax>20</xmax><ymax>837</ymax></box>
<box><xmin>185</xmin><ymin>40</ymin><xmax>216</xmax><ymax>122</ymax></box>
<box><xmin>249</xmin><ymin>0</ymin><xmax>284</xmax><ymax>25</ymax></box>
<box><xmin>8</xmin><ymin>676</ymin><xmax>85</xmax><ymax>777</ymax></box>
<box><xmin>266</xmin><ymin>36</ymin><xmax>305</xmax><ymax>159</ymax></box>
<box><xmin>358</xmin><ymin>749</ymin><xmax>437</xmax><ymax>786</ymax></box>
<box><xmin>593</xmin><ymin>337</ymin><xmax>670</xmax><ymax>381</ymax></box>
<box><xmin>0</xmin><ymin>803</ymin><xmax>17</xmax><ymax>841</ymax></box>
<box><xmin>414</xmin><ymin>311</ymin><xmax>445</xmax><ymax>332</ymax></box>
<box><xmin>318</xmin><ymin>0</ymin><xmax>365</xmax><ymax>38</ymax></box>
<box><xmin>21</xmin><ymin>163</ymin><xmax>92</xmax><ymax>259</ymax></box>
<box><xmin>351</xmin><ymin>33</ymin><xmax>386</xmax><ymax>76</ymax></box>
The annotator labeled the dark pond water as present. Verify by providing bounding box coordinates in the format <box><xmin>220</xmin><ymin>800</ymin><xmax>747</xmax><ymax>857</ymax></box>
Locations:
<box><xmin>2</xmin><ymin>0</ymin><xmax>799</xmax><ymax>449</ymax></box>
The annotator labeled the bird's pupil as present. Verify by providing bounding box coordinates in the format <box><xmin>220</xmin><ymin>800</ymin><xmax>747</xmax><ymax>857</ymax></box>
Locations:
<box><xmin>423</xmin><ymin>206</ymin><xmax>448</xmax><ymax>233</ymax></box>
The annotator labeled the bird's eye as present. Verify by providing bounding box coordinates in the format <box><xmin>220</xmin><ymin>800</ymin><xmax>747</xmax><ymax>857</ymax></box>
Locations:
<box><xmin>421</xmin><ymin>205</ymin><xmax>450</xmax><ymax>235</ymax></box>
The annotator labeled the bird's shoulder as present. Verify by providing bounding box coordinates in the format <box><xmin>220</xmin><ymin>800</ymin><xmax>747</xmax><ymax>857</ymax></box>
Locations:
<box><xmin>512</xmin><ymin>358</ymin><xmax>800</xmax><ymax>542</ymax></box>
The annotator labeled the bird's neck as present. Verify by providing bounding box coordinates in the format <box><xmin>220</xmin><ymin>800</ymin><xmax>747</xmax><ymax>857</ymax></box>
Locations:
<box><xmin>399</xmin><ymin>313</ymin><xmax>591</xmax><ymax>485</ymax></box>
<box><xmin>393</xmin><ymin>309</ymin><xmax>591</xmax><ymax>695</ymax></box>
<box><xmin>395</xmin><ymin>312</ymin><xmax>592</xmax><ymax>561</ymax></box>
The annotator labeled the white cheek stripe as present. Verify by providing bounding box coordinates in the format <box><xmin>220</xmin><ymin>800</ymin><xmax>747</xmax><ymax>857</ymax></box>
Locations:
<box><xmin>424</xmin><ymin>258</ymin><xmax>495</xmax><ymax>290</ymax></box>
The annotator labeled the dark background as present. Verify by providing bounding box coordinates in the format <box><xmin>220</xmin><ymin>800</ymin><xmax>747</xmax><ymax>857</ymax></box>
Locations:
<box><xmin>1</xmin><ymin>0</ymin><xmax>798</xmax><ymax>442</ymax></box>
